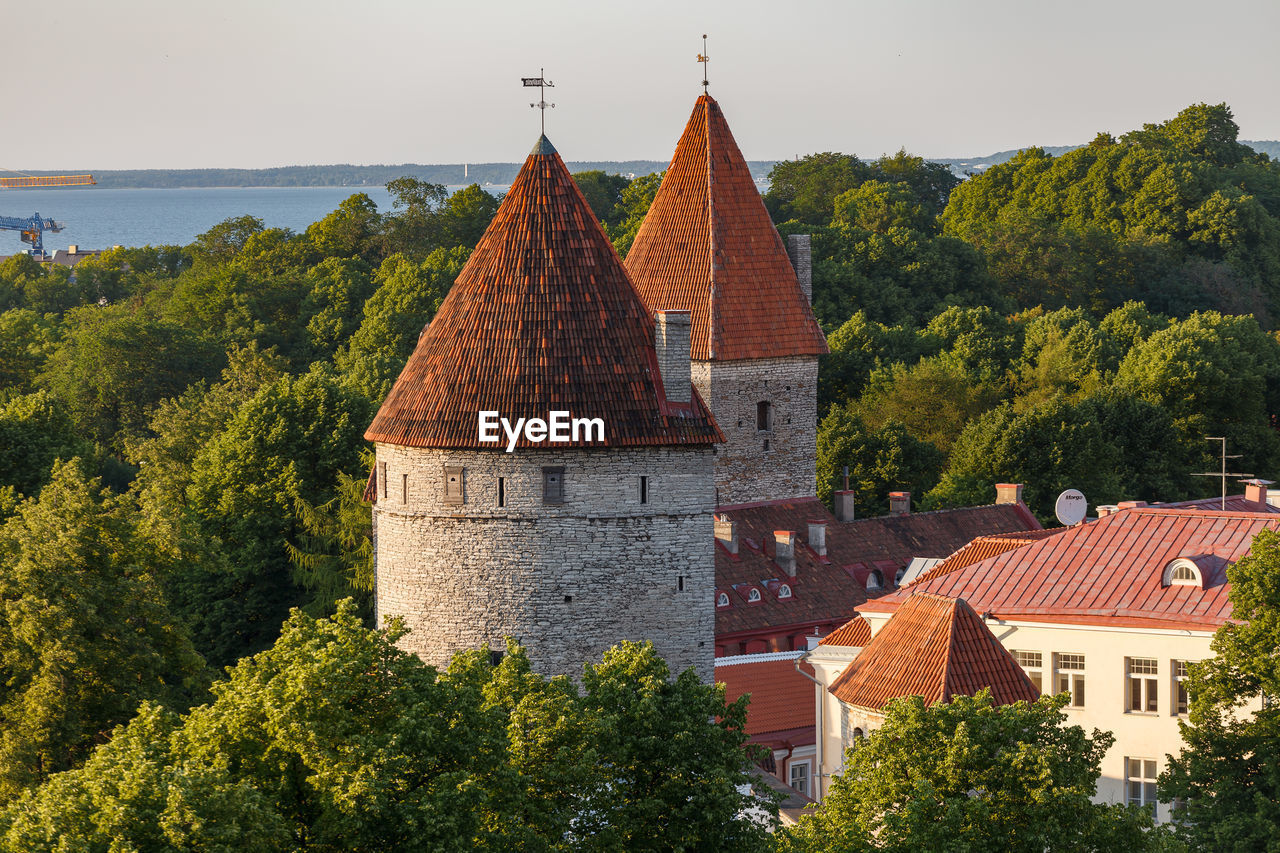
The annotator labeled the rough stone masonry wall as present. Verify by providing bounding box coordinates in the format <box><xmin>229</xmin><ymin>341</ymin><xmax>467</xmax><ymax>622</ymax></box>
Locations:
<box><xmin>373</xmin><ymin>443</ymin><xmax>716</xmax><ymax>682</ymax></box>
<box><xmin>692</xmin><ymin>356</ymin><xmax>819</xmax><ymax>506</ymax></box>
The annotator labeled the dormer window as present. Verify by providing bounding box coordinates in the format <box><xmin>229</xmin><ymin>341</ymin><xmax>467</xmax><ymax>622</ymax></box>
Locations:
<box><xmin>716</xmin><ymin>592</ymin><xmax>730</xmax><ymax>608</ymax></box>
<box><xmin>1163</xmin><ymin>558</ymin><xmax>1203</xmax><ymax>588</ymax></box>
<box><xmin>747</xmin><ymin>588</ymin><xmax>762</xmax><ymax>603</ymax></box>
<box><xmin>866</xmin><ymin>570</ymin><xmax>883</xmax><ymax>591</ymax></box>
<box><xmin>778</xmin><ymin>583</ymin><xmax>793</xmax><ymax>599</ymax></box>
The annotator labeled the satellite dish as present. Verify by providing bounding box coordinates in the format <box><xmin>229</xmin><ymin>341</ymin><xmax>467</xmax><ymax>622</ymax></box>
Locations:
<box><xmin>1055</xmin><ymin>489</ymin><xmax>1087</xmax><ymax>526</ymax></box>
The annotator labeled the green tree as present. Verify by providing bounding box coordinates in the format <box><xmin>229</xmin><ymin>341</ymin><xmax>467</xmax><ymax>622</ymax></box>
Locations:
<box><xmin>572</xmin><ymin>170</ymin><xmax>631</xmax><ymax>228</ymax></box>
<box><xmin>819</xmin><ymin>311</ymin><xmax>930</xmax><ymax>413</ymax></box>
<box><xmin>0</xmin><ymin>390</ymin><xmax>89</xmax><ymax>498</ymax></box>
<box><xmin>0</xmin><ymin>309</ymin><xmax>58</xmax><ymax>392</ymax></box>
<box><xmin>0</xmin><ymin>462</ymin><xmax>206</xmax><ymax>801</ymax></box>
<box><xmin>780</xmin><ymin>692</ymin><xmax>1154</xmax><ymax>852</ymax></box>
<box><xmin>817</xmin><ymin>408</ymin><xmax>945</xmax><ymax>514</ymax></box>
<box><xmin>192</xmin><ymin>215</ymin><xmax>266</xmax><ymax>265</ymax></box>
<box><xmin>337</xmin><ymin>248</ymin><xmax>467</xmax><ymax>402</ymax></box>
<box><xmin>436</xmin><ymin>184</ymin><xmax>502</xmax><ymax>249</ymax></box>
<box><xmin>608</xmin><ymin>171</ymin><xmax>664</xmax><ymax>257</ymax></box>
<box><xmin>855</xmin><ymin>353</ymin><xmax>1004</xmax><ymax>454</ymax></box>
<box><xmin>832</xmin><ymin>180</ymin><xmax>936</xmax><ymax>235</ymax></box>
<box><xmin>765</xmin><ymin>153</ymin><xmax>872</xmax><ymax>225</ymax></box>
<box><xmin>1161</xmin><ymin>527</ymin><xmax>1280</xmax><ymax>851</ymax></box>
<box><xmin>305</xmin><ymin>193</ymin><xmax>383</xmax><ymax>263</ymax></box>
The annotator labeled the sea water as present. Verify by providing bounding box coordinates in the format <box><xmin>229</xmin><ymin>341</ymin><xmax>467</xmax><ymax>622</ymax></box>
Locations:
<box><xmin>0</xmin><ymin>185</ymin><xmax>500</xmax><ymax>255</ymax></box>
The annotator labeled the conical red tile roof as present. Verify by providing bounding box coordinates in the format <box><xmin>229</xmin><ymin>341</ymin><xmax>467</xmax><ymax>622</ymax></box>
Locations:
<box><xmin>828</xmin><ymin>592</ymin><xmax>1038</xmax><ymax>711</ymax></box>
<box><xmin>366</xmin><ymin>136</ymin><xmax>722</xmax><ymax>449</ymax></box>
<box><xmin>625</xmin><ymin>95</ymin><xmax>828</xmax><ymax>361</ymax></box>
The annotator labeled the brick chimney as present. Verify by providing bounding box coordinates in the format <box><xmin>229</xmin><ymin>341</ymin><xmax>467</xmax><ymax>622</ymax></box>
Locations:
<box><xmin>1117</xmin><ymin>500</ymin><xmax>1148</xmax><ymax>511</ymax></box>
<box><xmin>1095</xmin><ymin>504</ymin><xmax>1118</xmax><ymax>518</ymax></box>
<box><xmin>807</xmin><ymin>521</ymin><xmax>827</xmax><ymax>556</ymax></box>
<box><xmin>774</xmin><ymin>530</ymin><xmax>797</xmax><ymax>577</ymax></box>
<box><xmin>786</xmin><ymin>234</ymin><xmax>813</xmax><ymax>305</ymax></box>
<box><xmin>834</xmin><ymin>490</ymin><xmax>856</xmax><ymax>523</ymax></box>
<box><xmin>1243</xmin><ymin>478</ymin><xmax>1274</xmax><ymax>504</ymax></box>
<box><xmin>714</xmin><ymin>514</ymin><xmax>738</xmax><ymax>555</ymax></box>
<box><xmin>653</xmin><ymin>310</ymin><xmax>691</xmax><ymax>404</ymax></box>
<box><xmin>889</xmin><ymin>491</ymin><xmax>911</xmax><ymax>516</ymax></box>
<box><xmin>995</xmin><ymin>483</ymin><xmax>1024</xmax><ymax>505</ymax></box>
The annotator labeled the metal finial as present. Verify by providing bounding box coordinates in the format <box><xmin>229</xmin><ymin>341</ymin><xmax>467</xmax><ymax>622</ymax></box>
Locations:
<box><xmin>698</xmin><ymin>35</ymin><xmax>710</xmax><ymax>93</ymax></box>
<box><xmin>521</xmin><ymin>68</ymin><xmax>556</xmax><ymax>134</ymax></box>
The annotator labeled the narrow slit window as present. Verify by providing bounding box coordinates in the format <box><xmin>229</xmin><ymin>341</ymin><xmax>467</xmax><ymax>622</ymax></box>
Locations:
<box><xmin>543</xmin><ymin>466</ymin><xmax>564</xmax><ymax>505</ymax></box>
<box><xmin>757</xmin><ymin>401</ymin><xmax>773</xmax><ymax>431</ymax></box>
<box><xmin>640</xmin><ymin>476</ymin><xmax>649</xmax><ymax>504</ymax></box>
<box><xmin>401</xmin><ymin>473</ymin><xmax>408</xmax><ymax>504</ymax></box>
<box><xmin>379</xmin><ymin>462</ymin><xmax>387</xmax><ymax>499</ymax></box>
<box><xmin>497</xmin><ymin>477</ymin><xmax>505</xmax><ymax>508</ymax></box>
<box><xmin>677</xmin><ymin>575</ymin><xmax>685</xmax><ymax>592</ymax></box>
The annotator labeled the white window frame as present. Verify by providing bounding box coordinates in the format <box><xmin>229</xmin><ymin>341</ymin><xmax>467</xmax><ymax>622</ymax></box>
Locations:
<box><xmin>1126</xmin><ymin>757</ymin><xmax>1159</xmax><ymax>816</ymax></box>
<box><xmin>716</xmin><ymin>592</ymin><xmax>730</xmax><ymax>608</ymax></box>
<box><xmin>866</xmin><ymin>570</ymin><xmax>883</xmax><ymax>590</ymax></box>
<box><xmin>747</xmin><ymin>588</ymin><xmax>761</xmax><ymax>603</ymax></box>
<box><xmin>1014</xmin><ymin>650</ymin><xmax>1043</xmax><ymax>695</ymax></box>
<box><xmin>1054</xmin><ymin>652</ymin><xmax>1086</xmax><ymax>708</ymax></box>
<box><xmin>778</xmin><ymin>583</ymin><xmax>792</xmax><ymax>599</ymax></box>
<box><xmin>1126</xmin><ymin>657</ymin><xmax>1159</xmax><ymax>714</ymax></box>
<box><xmin>1173</xmin><ymin>660</ymin><xmax>1191</xmax><ymax>716</ymax></box>
<box><xmin>788</xmin><ymin>759</ymin><xmax>811</xmax><ymax>796</ymax></box>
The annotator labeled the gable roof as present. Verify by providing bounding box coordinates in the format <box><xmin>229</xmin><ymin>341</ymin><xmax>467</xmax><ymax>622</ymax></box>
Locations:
<box><xmin>818</xmin><ymin>615</ymin><xmax>871</xmax><ymax>647</ymax></box>
<box><xmin>624</xmin><ymin>95</ymin><xmax>828</xmax><ymax>362</ymax></box>
<box><xmin>366</xmin><ymin>135</ymin><xmax>722</xmax><ymax>449</ymax></box>
<box><xmin>861</xmin><ymin>507</ymin><xmax>1280</xmax><ymax>631</ymax></box>
<box><xmin>829</xmin><ymin>592</ymin><xmax>1039</xmax><ymax>711</ymax></box>
<box><xmin>909</xmin><ymin>528</ymin><xmax>1065</xmax><ymax>586</ymax></box>
<box><xmin>715</xmin><ymin>497</ymin><xmax>1042</xmax><ymax>639</ymax></box>
<box><xmin>715</xmin><ymin>652</ymin><xmax>816</xmax><ymax>742</ymax></box>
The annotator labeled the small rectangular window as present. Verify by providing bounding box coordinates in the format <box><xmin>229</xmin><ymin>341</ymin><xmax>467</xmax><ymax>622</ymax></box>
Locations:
<box><xmin>1014</xmin><ymin>650</ymin><xmax>1043</xmax><ymax>694</ymax></box>
<box><xmin>1126</xmin><ymin>757</ymin><xmax>1158</xmax><ymax>816</ymax></box>
<box><xmin>1126</xmin><ymin>657</ymin><xmax>1158</xmax><ymax>713</ymax></box>
<box><xmin>789</xmin><ymin>760</ymin><xmax>810</xmax><ymax>796</ymax></box>
<box><xmin>640</xmin><ymin>475</ymin><xmax>648</xmax><ymax>504</ymax></box>
<box><xmin>1055</xmin><ymin>653</ymin><xmax>1086</xmax><ymax>708</ymax></box>
<box><xmin>677</xmin><ymin>575</ymin><xmax>685</xmax><ymax>592</ymax></box>
<box><xmin>379</xmin><ymin>462</ymin><xmax>387</xmax><ymax>499</ymax></box>
<box><xmin>757</xmin><ymin>401</ymin><xmax>772</xmax><ymax>431</ymax></box>
<box><xmin>444</xmin><ymin>465</ymin><xmax>465</xmax><ymax>506</ymax></box>
<box><xmin>497</xmin><ymin>477</ymin><xmax>505</xmax><ymax>508</ymax></box>
<box><xmin>542</xmin><ymin>466</ymin><xmax>564</xmax><ymax>505</ymax></box>
<box><xmin>401</xmin><ymin>473</ymin><xmax>408</xmax><ymax>504</ymax></box>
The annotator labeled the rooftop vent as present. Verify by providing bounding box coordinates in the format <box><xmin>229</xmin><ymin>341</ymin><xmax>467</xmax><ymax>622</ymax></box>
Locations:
<box><xmin>834</xmin><ymin>490</ymin><xmax>856</xmax><ymax>523</ymax></box>
<box><xmin>807</xmin><ymin>520</ymin><xmax>827</xmax><ymax>556</ymax></box>
<box><xmin>889</xmin><ymin>491</ymin><xmax>911</xmax><ymax>517</ymax></box>
<box><xmin>774</xmin><ymin>530</ymin><xmax>797</xmax><ymax>577</ymax></box>
<box><xmin>995</xmin><ymin>483</ymin><xmax>1024</xmax><ymax>505</ymax></box>
<box><xmin>714</xmin><ymin>514</ymin><xmax>738</xmax><ymax>554</ymax></box>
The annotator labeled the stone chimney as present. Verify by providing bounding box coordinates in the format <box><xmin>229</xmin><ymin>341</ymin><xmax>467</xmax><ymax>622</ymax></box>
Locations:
<box><xmin>786</xmin><ymin>234</ymin><xmax>813</xmax><ymax>305</ymax></box>
<box><xmin>1243</xmin><ymin>478</ymin><xmax>1274</xmax><ymax>504</ymax></box>
<box><xmin>807</xmin><ymin>521</ymin><xmax>827</xmax><ymax>556</ymax></box>
<box><xmin>774</xmin><ymin>530</ymin><xmax>797</xmax><ymax>577</ymax></box>
<box><xmin>714</xmin><ymin>514</ymin><xmax>738</xmax><ymax>554</ymax></box>
<box><xmin>889</xmin><ymin>491</ymin><xmax>911</xmax><ymax>516</ymax></box>
<box><xmin>834</xmin><ymin>490</ymin><xmax>856</xmax><ymax>523</ymax></box>
<box><xmin>995</xmin><ymin>483</ymin><xmax>1024</xmax><ymax>505</ymax></box>
<box><xmin>653</xmin><ymin>310</ymin><xmax>691</xmax><ymax>404</ymax></box>
<box><xmin>1117</xmin><ymin>500</ymin><xmax>1148</xmax><ymax>511</ymax></box>
<box><xmin>1095</xmin><ymin>504</ymin><xmax>1119</xmax><ymax>518</ymax></box>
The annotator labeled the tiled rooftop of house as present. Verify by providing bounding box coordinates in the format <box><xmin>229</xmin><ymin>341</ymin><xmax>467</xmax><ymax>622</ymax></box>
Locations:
<box><xmin>624</xmin><ymin>94</ymin><xmax>828</xmax><ymax>362</ymax></box>
<box><xmin>817</xmin><ymin>615</ymin><xmax>871</xmax><ymax>647</ymax></box>
<box><xmin>829</xmin><ymin>592</ymin><xmax>1039</xmax><ymax>711</ymax></box>
<box><xmin>909</xmin><ymin>528</ymin><xmax>1065</xmax><ymax>586</ymax></box>
<box><xmin>861</xmin><ymin>506</ymin><xmax>1280</xmax><ymax>631</ymax></box>
<box><xmin>366</xmin><ymin>135</ymin><xmax>722</xmax><ymax>450</ymax></box>
<box><xmin>714</xmin><ymin>497</ymin><xmax>1041</xmax><ymax>639</ymax></box>
<box><xmin>716</xmin><ymin>651</ymin><xmax>816</xmax><ymax>742</ymax></box>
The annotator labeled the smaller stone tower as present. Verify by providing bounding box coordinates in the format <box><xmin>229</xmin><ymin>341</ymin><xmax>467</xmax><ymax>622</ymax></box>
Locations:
<box><xmin>366</xmin><ymin>135</ymin><xmax>724</xmax><ymax>681</ymax></box>
<box><xmin>625</xmin><ymin>95</ymin><xmax>828</xmax><ymax>507</ymax></box>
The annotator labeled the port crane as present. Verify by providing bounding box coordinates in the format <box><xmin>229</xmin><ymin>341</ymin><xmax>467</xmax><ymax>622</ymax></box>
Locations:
<box><xmin>1</xmin><ymin>171</ymin><xmax>95</xmax><ymax>257</ymax></box>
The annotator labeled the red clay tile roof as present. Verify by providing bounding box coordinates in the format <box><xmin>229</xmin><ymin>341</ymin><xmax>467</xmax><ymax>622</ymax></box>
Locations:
<box><xmin>624</xmin><ymin>95</ymin><xmax>828</xmax><ymax>361</ymax></box>
<box><xmin>716</xmin><ymin>654</ymin><xmax>816</xmax><ymax>742</ymax></box>
<box><xmin>861</xmin><ymin>507</ymin><xmax>1280</xmax><ymax>631</ymax></box>
<box><xmin>715</xmin><ymin>498</ymin><xmax>1041</xmax><ymax>640</ymax></box>
<box><xmin>818</xmin><ymin>615</ymin><xmax>871</xmax><ymax>647</ymax></box>
<box><xmin>829</xmin><ymin>593</ymin><xmax>1039</xmax><ymax>711</ymax></box>
<box><xmin>366</xmin><ymin>136</ymin><xmax>722</xmax><ymax>449</ymax></box>
<box><xmin>1160</xmin><ymin>494</ymin><xmax>1280</xmax><ymax>513</ymax></box>
<box><xmin>910</xmin><ymin>528</ymin><xmax>1065</xmax><ymax>586</ymax></box>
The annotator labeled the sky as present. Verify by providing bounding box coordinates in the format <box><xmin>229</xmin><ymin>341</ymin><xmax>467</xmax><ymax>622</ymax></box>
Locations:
<box><xmin>7</xmin><ymin>0</ymin><xmax>1280</xmax><ymax>170</ymax></box>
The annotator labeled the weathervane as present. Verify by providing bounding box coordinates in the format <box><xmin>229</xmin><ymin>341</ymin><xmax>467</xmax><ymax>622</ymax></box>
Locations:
<box><xmin>522</xmin><ymin>68</ymin><xmax>555</xmax><ymax>134</ymax></box>
<box><xmin>698</xmin><ymin>35</ymin><xmax>710</xmax><ymax>93</ymax></box>
<box><xmin>1192</xmin><ymin>436</ymin><xmax>1254</xmax><ymax>511</ymax></box>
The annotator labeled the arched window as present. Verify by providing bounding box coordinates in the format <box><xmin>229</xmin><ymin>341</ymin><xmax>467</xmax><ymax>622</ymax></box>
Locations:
<box><xmin>853</xmin><ymin>727</ymin><xmax>864</xmax><ymax>741</ymax></box>
<box><xmin>778</xmin><ymin>584</ymin><xmax>792</xmax><ymax>599</ymax></box>
<box><xmin>747</xmin><ymin>588</ymin><xmax>762</xmax><ymax>603</ymax></box>
<box><xmin>716</xmin><ymin>592</ymin><xmax>730</xmax><ymax>608</ymax></box>
<box><xmin>866</xmin><ymin>570</ymin><xmax>883</xmax><ymax>590</ymax></box>
<box><xmin>1163</xmin><ymin>558</ymin><xmax>1203</xmax><ymax>588</ymax></box>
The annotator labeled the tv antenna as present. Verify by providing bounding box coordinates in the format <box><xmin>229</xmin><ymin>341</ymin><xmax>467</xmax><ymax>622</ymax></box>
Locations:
<box><xmin>522</xmin><ymin>69</ymin><xmax>555</xmax><ymax>135</ymax></box>
<box><xmin>698</xmin><ymin>35</ymin><xmax>710</xmax><ymax>93</ymax></box>
<box><xmin>1192</xmin><ymin>436</ymin><xmax>1253</xmax><ymax>511</ymax></box>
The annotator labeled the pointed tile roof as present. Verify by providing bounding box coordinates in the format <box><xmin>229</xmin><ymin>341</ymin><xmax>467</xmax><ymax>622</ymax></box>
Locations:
<box><xmin>818</xmin><ymin>615</ymin><xmax>871</xmax><ymax>647</ymax></box>
<box><xmin>366</xmin><ymin>136</ymin><xmax>722</xmax><ymax>449</ymax></box>
<box><xmin>624</xmin><ymin>95</ymin><xmax>828</xmax><ymax>361</ymax></box>
<box><xmin>828</xmin><ymin>592</ymin><xmax>1038</xmax><ymax>711</ymax></box>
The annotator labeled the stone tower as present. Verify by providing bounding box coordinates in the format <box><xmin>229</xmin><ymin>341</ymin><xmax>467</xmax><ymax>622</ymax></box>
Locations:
<box><xmin>366</xmin><ymin>136</ymin><xmax>723</xmax><ymax>681</ymax></box>
<box><xmin>625</xmin><ymin>95</ymin><xmax>828</xmax><ymax>506</ymax></box>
